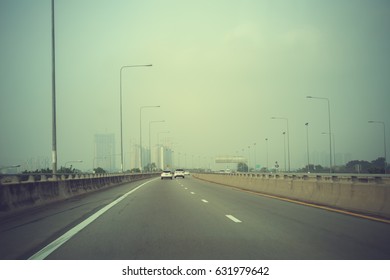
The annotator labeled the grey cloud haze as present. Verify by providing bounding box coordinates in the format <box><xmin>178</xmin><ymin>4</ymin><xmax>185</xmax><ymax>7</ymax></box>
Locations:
<box><xmin>1</xmin><ymin>0</ymin><xmax>389</xmax><ymax>172</ymax></box>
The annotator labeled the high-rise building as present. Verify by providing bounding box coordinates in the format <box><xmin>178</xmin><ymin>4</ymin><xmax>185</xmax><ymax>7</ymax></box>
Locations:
<box><xmin>128</xmin><ymin>144</ymin><xmax>173</xmax><ymax>171</ymax></box>
<box><xmin>129</xmin><ymin>144</ymin><xmax>149</xmax><ymax>171</ymax></box>
<box><xmin>156</xmin><ymin>145</ymin><xmax>173</xmax><ymax>170</ymax></box>
<box><xmin>94</xmin><ymin>133</ymin><xmax>116</xmax><ymax>172</ymax></box>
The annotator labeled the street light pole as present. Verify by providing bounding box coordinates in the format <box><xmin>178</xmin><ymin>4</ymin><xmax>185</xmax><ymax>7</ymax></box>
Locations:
<box><xmin>282</xmin><ymin>132</ymin><xmax>287</xmax><ymax>172</ymax></box>
<box><xmin>271</xmin><ymin>117</ymin><xmax>291</xmax><ymax>172</ymax></box>
<box><xmin>305</xmin><ymin>122</ymin><xmax>310</xmax><ymax>172</ymax></box>
<box><xmin>253</xmin><ymin>142</ymin><xmax>257</xmax><ymax>171</ymax></box>
<box><xmin>140</xmin><ymin>106</ymin><xmax>160</xmax><ymax>172</ymax></box>
<box><xmin>368</xmin><ymin>120</ymin><xmax>387</xmax><ymax>174</ymax></box>
<box><xmin>247</xmin><ymin>145</ymin><xmax>251</xmax><ymax>172</ymax></box>
<box><xmin>307</xmin><ymin>96</ymin><xmax>332</xmax><ymax>173</ymax></box>
<box><xmin>119</xmin><ymin>64</ymin><xmax>152</xmax><ymax>173</ymax></box>
<box><xmin>265</xmin><ymin>138</ymin><xmax>269</xmax><ymax>172</ymax></box>
<box><xmin>51</xmin><ymin>0</ymin><xmax>57</xmax><ymax>176</ymax></box>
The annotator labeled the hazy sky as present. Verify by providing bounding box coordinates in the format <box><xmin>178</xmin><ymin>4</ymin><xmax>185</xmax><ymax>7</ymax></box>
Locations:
<box><xmin>1</xmin><ymin>0</ymin><xmax>389</xmax><ymax>171</ymax></box>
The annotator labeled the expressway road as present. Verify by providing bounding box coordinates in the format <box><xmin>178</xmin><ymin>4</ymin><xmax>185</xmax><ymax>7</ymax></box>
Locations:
<box><xmin>0</xmin><ymin>175</ymin><xmax>389</xmax><ymax>260</ymax></box>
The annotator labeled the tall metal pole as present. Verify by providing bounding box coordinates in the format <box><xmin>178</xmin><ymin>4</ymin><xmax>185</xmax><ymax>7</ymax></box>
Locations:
<box><xmin>271</xmin><ymin>117</ymin><xmax>290</xmax><ymax>172</ymax></box>
<box><xmin>384</xmin><ymin>123</ymin><xmax>387</xmax><ymax>174</ymax></box>
<box><xmin>332</xmin><ymin>133</ymin><xmax>336</xmax><ymax>167</ymax></box>
<box><xmin>282</xmin><ymin>132</ymin><xmax>287</xmax><ymax>172</ymax></box>
<box><xmin>326</xmin><ymin>98</ymin><xmax>332</xmax><ymax>172</ymax></box>
<box><xmin>119</xmin><ymin>64</ymin><xmax>152</xmax><ymax>172</ymax></box>
<box><xmin>287</xmin><ymin>118</ymin><xmax>290</xmax><ymax>172</ymax></box>
<box><xmin>369</xmin><ymin>120</ymin><xmax>387</xmax><ymax>174</ymax></box>
<box><xmin>139</xmin><ymin>108</ymin><xmax>142</xmax><ymax>171</ymax></box>
<box><xmin>265</xmin><ymin>138</ymin><xmax>269</xmax><ymax>172</ymax></box>
<box><xmin>253</xmin><ymin>142</ymin><xmax>256</xmax><ymax>171</ymax></box>
<box><xmin>51</xmin><ymin>0</ymin><xmax>57</xmax><ymax>175</ymax></box>
<box><xmin>305</xmin><ymin>123</ymin><xmax>310</xmax><ymax>172</ymax></box>
<box><xmin>307</xmin><ymin>96</ymin><xmax>332</xmax><ymax>173</ymax></box>
<box><xmin>247</xmin><ymin>145</ymin><xmax>251</xmax><ymax>172</ymax></box>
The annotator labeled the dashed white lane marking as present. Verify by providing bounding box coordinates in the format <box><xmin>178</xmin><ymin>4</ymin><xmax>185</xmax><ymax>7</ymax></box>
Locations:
<box><xmin>28</xmin><ymin>178</ymin><xmax>157</xmax><ymax>260</ymax></box>
<box><xmin>190</xmin><ymin>192</ymin><xmax>195</xmax><ymax>194</ymax></box>
<box><xmin>226</xmin><ymin>215</ymin><xmax>242</xmax><ymax>223</ymax></box>
<box><xmin>201</xmin><ymin>199</ymin><xmax>208</xmax><ymax>203</ymax></box>
<box><xmin>185</xmin><ymin>187</ymin><xmax>188</xmax><ymax>190</ymax></box>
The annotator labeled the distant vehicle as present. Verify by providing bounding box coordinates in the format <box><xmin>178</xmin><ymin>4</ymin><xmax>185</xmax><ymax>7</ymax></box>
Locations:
<box><xmin>184</xmin><ymin>171</ymin><xmax>190</xmax><ymax>176</ymax></box>
<box><xmin>161</xmin><ymin>170</ymin><xmax>173</xmax><ymax>180</ymax></box>
<box><xmin>174</xmin><ymin>169</ymin><xmax>185</xmax><ymax>179</ymax></box>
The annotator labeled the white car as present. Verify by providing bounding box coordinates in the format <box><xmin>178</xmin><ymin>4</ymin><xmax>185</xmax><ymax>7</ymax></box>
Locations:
<box><xmin>161</xmin><ymin>170</ymin><xmax>173</xmax><ymax>180</ymax></box>
<box><xmin>174</xmin><ymin>169</ymin><xmax>185</xmax><ymax>179</ymax></box>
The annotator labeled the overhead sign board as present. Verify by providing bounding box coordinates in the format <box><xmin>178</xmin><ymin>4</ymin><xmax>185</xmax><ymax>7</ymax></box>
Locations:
<box><xmin>215</xmin><ymin>156</ymin><xmax>247</xmax><ymax>163</ymax></box>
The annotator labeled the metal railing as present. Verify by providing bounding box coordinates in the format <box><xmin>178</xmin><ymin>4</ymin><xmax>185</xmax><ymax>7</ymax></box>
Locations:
<box><xmin>0</xmin><ymin>172</ymin><xmax>159</xmax><ymax>185</ymax></box>
<box><xmin>200</xmin><ymin>171</ymin><xmax>390</xmax><ymax>184</ymax></box>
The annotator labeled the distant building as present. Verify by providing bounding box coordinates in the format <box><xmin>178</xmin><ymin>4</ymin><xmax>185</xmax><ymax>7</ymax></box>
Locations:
<box><xmin>129</xmin><ymin>144</ymin><xmax>139</xmax><ymax>171</ymax></box>
<box><xmin>128</xmin><ymin>144</ymin><xmax>173</xmax><ymax>171</ymax></box>
<box><xmin>94</xmin><ymin>134</ymin><xmax>116</xmax><ymax>172</ymax></box>
<box><xmin>128</xmin><ymin>145</ymin><xmax>154</xmax><ymax>171</ymax></box>
<box><xmin>155</xmin><ymin>145</ymin><xmax>173</xmax><ymax>170</ymax></box>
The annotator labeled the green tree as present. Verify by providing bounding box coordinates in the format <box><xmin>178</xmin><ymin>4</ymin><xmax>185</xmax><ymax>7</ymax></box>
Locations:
<box><xmin>237</xmin><ymin>162</ymin><xmax>248</xmax><ymax>172</ymax></box>
<box><xmin>369</xmin><ymin>157</ymin><xmax>385</xmax><ymax>174</ymax></box>
<box><xmin>93</xmin><ymin>167</ymin><xmax>106</xmax><ymax>174</ymax></box>
<box><xmin>345</xmin><ymin>160</ymin><xmax>371</xmax><ymax>173</ymax></box>
<box><xmin>58</xmin><ymin>166</ymin><xmax>77</xmax><ymax>174</ymax></box>
<box><xmin>297</xmin><ymin>164</ymin><xmax>326</xmax><ymax>173</ymax></box>
<box><xmin>22</xmin><ymin>168</ymin><xmax>52</xmax><ymax>174</ymax></box>
<box><xmin>144</xmin><ymin>162</ymin><xmax>157</xmax><ymax>172</ymax></box>
<box><xmin>130</xmin><ymin>168</ymin><xmax>141</xmax><ymax>173</ymax></box>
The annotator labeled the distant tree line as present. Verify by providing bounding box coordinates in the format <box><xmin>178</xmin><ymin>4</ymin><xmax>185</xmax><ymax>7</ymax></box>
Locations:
<box><xmin>235</xmin><ymin>157</ymin><xmax>387</xmax><ymax>174</ymax></box>
<box><xmin>22</xmin><ymin>165</ymin><xmax>82</xmax><ymax>174</ymax></box>
<box><xmin>296</xmin><ymin>157</ymin><xmax>387</xmax><ymax>174</ymax></box>
<box><xmin>20</xmin><ymin>163</ymin><xmax>161</xmax><ymax>175</ymax></box>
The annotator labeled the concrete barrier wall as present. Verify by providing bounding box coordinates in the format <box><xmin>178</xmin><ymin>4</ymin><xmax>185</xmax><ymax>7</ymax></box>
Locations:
<box><xmin>193</xmin><ymin>173</ymin><xmax>390</xmax><ymax>219</ymax></box>
<box><xmin>0</xmin><ymin>173</ymin><xmax>158</xmax><ymax>217</ymax></box>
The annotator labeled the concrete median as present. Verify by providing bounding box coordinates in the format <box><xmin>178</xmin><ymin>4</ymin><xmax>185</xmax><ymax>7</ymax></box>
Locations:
<box><xmin>193</xmin><ymin>173</ymin><xmax>390</xmax><ymax>219</ymax></box>
<box><xmin>0</xmin><ymin>173</ymin><xmax>158</xmax><ymax>217</ymax></box>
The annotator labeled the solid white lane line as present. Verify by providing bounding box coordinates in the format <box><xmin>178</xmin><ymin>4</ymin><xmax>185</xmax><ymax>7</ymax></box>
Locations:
<box><xmin>226</xmin><ymin>215</ymin><xmax>242</xmax><ymax>223</ymax></box>
<box><xmin>201</xmin><ymin>199</ymin><xmax>208</xmax><ymax>203</ymax></box>
<box><xmin>28</xmin><ymin>178</ymin><xmax>157</xmax><ymax>260</ymax></box>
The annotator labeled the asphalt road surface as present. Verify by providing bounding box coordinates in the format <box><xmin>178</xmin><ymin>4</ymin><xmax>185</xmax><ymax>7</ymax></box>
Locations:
<box><xmin>1</xmin><ymin>176</ymin><xmax>389</xmax><ymax>260</ymax></box>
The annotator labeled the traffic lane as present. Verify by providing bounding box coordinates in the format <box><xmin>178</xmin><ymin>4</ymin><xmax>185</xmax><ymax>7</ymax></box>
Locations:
<box><xmin>42</xmin><ymin>175</ymin><xmax>390</xmax><ymax>260</ymax></box>
<box><xmin>180</xmin><ymin>176</ymin><xmax>390</xmax><ymax>259</ymax></box>
<box><xmin>47</xmin><ymin>177</ymin><xmax>270</xmax><ymax>260</ymax></box>
<box><xmin>0</xmin><ymin>177</ymin><xmax>157</xmax><ymax>259</ymax></box>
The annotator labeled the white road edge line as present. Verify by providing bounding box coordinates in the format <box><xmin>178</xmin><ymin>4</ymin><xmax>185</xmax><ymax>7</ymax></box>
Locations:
<box><xmin>28</xmin><ymin>178</ymin><xmax>157</xmax><ymax>260</ymax></box>
<box><xmin>201</xmin><ymin>199</ymin><xmax>208</xmax><ymax>203</ymax></box>
<box><xmin>226</xmin><ymin>215</ymin><xmax>242</xmax><ymax>223</ymax></box>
